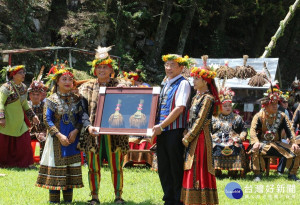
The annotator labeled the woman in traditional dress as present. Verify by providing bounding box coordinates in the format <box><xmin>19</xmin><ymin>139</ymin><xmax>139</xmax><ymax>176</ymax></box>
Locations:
<box><xmin>36</xmin><ymin>67</ymin><xmax>83</xmax><ymax>203</ymax></box>
<box><xmin>181</xmin><ymin>63</ymin><xmax>220</xmax><ymax>205</ymax></box>
<box><xmin>212</xmin><ymin>86</ymin><xmax>248</xmax><ymax>177</ymax></box>
<box><xmin>0</xmin><ymin>65</ymin><xmax>39</xmax><ymax>168</ymax></box>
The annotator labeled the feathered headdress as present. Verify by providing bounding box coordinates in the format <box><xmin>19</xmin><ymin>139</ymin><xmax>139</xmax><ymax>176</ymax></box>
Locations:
<box><xmin>28</xmin><ymin>66</ymin><xmax>46</xmax><ymax>93</ymax></box>
<box><xmin>261</xmin><ymin>85</ymin><xmax>281</xmax><ymax>107</ymax></box>
<box><xmin>87</xmin><ymin>45</ymin><xmax>118</xmax><ymax>76</ymax></box>
<box><xmin>291</xmin><ymin>76</ymin><xmax>300</xmax><ymax>91</ymax></box>
<box><xmin>218</xmin><ymin>78</ymin><xmax>235</xmax><ymax>103</ymax></box>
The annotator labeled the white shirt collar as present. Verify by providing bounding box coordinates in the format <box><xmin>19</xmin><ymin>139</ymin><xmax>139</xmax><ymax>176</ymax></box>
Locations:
<box><xmin>166</xmin><ymin>74</ymin><xmax>182</xmax><ymax>86</ymax></box>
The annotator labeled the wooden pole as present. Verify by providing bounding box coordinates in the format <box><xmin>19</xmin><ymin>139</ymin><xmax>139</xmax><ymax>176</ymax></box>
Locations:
<box><xmin>69</xmin><ymin>49</ymin><xmax>72</xmax><ymax>68</ymax></box>
<box><xmin>261</xmin><ymin>0</ymin><xmax>299</xmax><ymax>58</ymax></box>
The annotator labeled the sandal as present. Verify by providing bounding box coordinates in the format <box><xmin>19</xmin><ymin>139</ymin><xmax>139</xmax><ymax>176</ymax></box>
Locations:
<box><xmin>88</xmin><ymin>199</ymin><xmax>100</xmax><ymax>205</ymax></box>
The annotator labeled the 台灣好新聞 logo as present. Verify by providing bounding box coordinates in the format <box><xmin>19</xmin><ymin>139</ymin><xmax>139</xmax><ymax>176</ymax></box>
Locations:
<box><xmin>225</xmin><ymin>182</ymin><xmax>243</xmax><ymax>199</ymax></box>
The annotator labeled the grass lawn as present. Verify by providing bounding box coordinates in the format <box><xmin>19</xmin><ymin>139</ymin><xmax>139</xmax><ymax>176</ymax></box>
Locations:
<box><xmin>0</xmin><ymin>165</ymin><xmax>299</xmax><ymax>205</ymax></box>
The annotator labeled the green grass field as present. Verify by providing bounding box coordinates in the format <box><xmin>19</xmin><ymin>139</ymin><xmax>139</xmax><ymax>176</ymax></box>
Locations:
<box><xmin>0</xmin><ymin>165</ymin><xmax>299</xmax><ymax>205</ymax></box>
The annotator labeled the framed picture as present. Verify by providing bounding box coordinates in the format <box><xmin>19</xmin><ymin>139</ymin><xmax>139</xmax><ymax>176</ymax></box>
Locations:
<box><xmin>94</xmin><ymin>86</ymin><xmax>161</xmax><ymax>136</ymax></box>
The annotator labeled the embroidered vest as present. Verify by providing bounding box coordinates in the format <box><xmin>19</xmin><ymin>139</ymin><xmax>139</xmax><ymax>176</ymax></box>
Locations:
<box><xmin>157</xmin><ymin>76</ymin><xmax>189</xmax><ymax>131</ymax></box>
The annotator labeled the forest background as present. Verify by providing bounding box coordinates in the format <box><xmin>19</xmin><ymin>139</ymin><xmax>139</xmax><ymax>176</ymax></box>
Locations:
<box><xmin>0</xmin><ymin>0</ymin><xmax>299</xmax><ymax>87</ymax></box>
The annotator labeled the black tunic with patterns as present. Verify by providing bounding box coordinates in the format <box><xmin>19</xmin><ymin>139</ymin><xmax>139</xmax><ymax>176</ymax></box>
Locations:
<box><xmin>212</xmin><ymin>112</ymin><xmax>248</xmax><ymax>171</ymax></box>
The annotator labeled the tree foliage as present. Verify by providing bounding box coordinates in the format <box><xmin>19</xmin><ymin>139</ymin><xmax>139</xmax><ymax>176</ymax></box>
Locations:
<box><xmin>0</xmin><ymin>0</ymin><xmax>298</xmax><ymax>86</ymax></box>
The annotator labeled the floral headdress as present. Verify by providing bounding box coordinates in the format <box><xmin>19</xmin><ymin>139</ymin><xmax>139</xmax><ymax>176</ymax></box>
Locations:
<box><xmin>48</xmin><ymin>60</ymin><xmax>66</xmax><ymax>76</ymax></box>
<box><xmin>0</xmin><ymin>65</ymin><xmax>26</xmax><ymax>81</ymax></box>
<box><xmin>45</xmin><ymin>67</ymin><xmax>74</xmax><ymax>94</ymax></box>
<box><xmin>46</xmin><ymin>67</ymin><xmax>74</xmax><ymax>83</ymax></box>
<box><xmin>190</xmin><ymin>55</ymin><xmax>221</xmax><ymax>116</ymax></box>
<box><xmin>128</xmin><ymin>71</ymin><xmax>139</xmax><ymax>81</ymax></box>
<box><xmin>190</xmin><ymin>56</ymin><xmax>217</xmax><ymax>81</ymax></box>
<box><xmin>162</xmin><ymin>54</ymin><xmax>193</xmax><ymax>68</ymax></box>
<box><xmin>7</xmin><ymin>65</ymin><xmax>25</xmax><ymax>78</ymax></box>
<box><xmin>88</xmin><ymin>46</ymin><xmax>118</xmax><ymax>76</ymax></box>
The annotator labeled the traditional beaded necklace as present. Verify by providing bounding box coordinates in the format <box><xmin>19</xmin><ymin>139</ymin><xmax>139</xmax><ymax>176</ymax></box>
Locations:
<box><xmin>29</xmin><ymin>101</ymin><xmax>42</xmax><ymax>108</ymax></box>
<box><xmin>57</xmin><ymin>91</ymin><xmax>74</xmax><ymax>125</ymax></box>
<box><xmin>218</xmin><ymin>113</ymin><xmax>235</xmax><ymax>135</ymax></box>
<box><xmin>265</xmin><ymin>110</ymin><xmax>277</xmax><ymax>118</ymax></box>
<box><xmin>197</xmin><ymin>89</ymin><xmax>210</xmax><ymax>95</ymax></box>
<box><xmin>219</xmin><ymin>112</ymin><xmax>234</xmax><ymax>121</ymax></box>
<box><xmin>265</xmin><ymin>111</ymin><xmax>281</xmax><ymax>133</ymax></box>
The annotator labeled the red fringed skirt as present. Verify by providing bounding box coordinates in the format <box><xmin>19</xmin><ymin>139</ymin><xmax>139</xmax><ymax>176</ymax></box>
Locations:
<box><xmin>181</xmin><ymin>131</ymin><xmax>219</xmax><ymax>205</ymax></box>
<box><xmin>0</xmin><ymin>131</ymin><xmax>33</xmax><ymax>168</ymax></box>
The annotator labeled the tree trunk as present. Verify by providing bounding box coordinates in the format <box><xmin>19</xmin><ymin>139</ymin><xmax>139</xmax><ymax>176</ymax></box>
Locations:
<box><xmin>146</xmin><ymin>0</ymin><xmax>174</xmax><ymax>72</ymax></box>
<box><xmin>105</xmin><ymin>0</ymin><xmax>112</xmax><ymax>12</ymax></box>
<box><xmin>210</xmin><ymin>1</ymin><xmax>228</xmax><ymax>57</ymax></box>
<box><xmin>250</xmin><ymin>15</ymin><xmax>268</xmax><ymax>57</ymax></box>
<box><xmin>176</xmin><ymin>0</ymin><xmax>196</xmax><ymax>55</ymax></box>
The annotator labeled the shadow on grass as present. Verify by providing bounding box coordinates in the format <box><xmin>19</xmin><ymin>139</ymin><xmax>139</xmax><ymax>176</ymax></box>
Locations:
<box><xmin>70</xmin><ymin>200</ymin><xmax>158</xmax><ymax>205</ymax></box>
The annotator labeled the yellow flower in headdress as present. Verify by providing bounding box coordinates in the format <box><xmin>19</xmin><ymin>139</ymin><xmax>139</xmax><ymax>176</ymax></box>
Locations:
<box><xmin>280</xmin><ymin>91</ymin><xmax>290</xmax><ymax>101</ymax></box>
<box><xmin>5</xmin><ymin>65</ymin><xmax>26</xmax><ymax>78</ymax></box>
<box><xmin>47</xmin><ymin>67</ymin><xmax>74</xmax><ymax>82</ymax></box>
<box><xmin>162</xmin><ymin>54</ymin><xmax>193</xmax><ymax>68</ymax></box>
<box><xmin>8</xmin><ymin>65</ymin><xmax>25</xmax><ymax>73</ymax></box>
<box><xmin>190</xmin><ymin>66</ymin><xmax>216</xmax><ymax>80</ymax></box>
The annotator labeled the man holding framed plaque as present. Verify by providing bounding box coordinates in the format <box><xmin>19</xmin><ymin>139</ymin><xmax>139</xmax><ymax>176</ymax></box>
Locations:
<box><xmin>78</xmin><ymin>46</ymin><xmax>129</xmax><ymax>205</ymax></box>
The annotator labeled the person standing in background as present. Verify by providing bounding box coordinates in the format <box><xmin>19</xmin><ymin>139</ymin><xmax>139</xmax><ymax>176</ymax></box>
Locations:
<box><xmin>0</xmin><ymin>65</ymin><xmax>39</xmax><ymax>168</ymax></box>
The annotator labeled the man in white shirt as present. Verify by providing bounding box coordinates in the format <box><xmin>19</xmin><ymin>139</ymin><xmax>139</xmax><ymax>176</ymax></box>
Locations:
<box><xmin>152</xmin><ymin>54</ymin><xmax>192</xmax><ymax>205</ymax></box>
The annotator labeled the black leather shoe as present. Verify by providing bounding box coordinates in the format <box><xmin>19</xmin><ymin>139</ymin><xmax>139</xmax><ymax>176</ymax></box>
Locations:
<box><xmin>288</xmin><ymin>174</ymin><xmax>300</xmax><ymax>182</ymax></box>
<box><xmin>88</xmin><ymin>199</ymin><xmax>100</xmax><ymax>205</ymax></box>
<box><xmin>253</xmin><ymin>175</ymin><xmax>262</xmax><ymax>182</ymax></box>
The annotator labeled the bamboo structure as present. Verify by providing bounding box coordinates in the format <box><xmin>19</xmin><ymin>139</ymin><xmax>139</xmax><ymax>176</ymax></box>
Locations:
<box><xmin>261</xmin><ymin>0</ymin><xmax>299</xmax><ymax>58</ymax></box>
